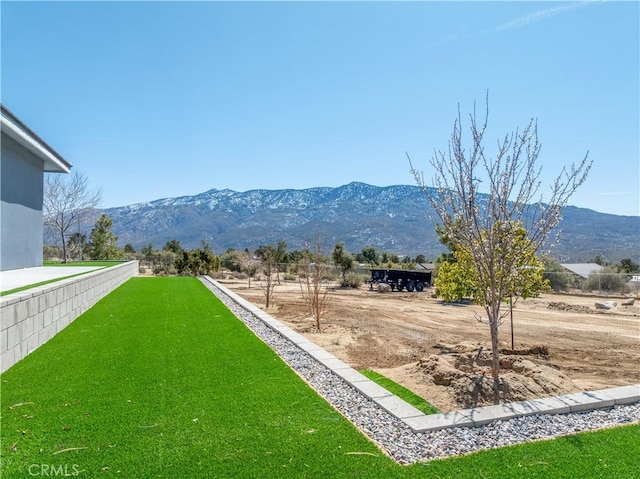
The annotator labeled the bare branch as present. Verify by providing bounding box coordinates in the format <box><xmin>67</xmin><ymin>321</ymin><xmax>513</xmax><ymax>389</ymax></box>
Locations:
<box><xmin>409</xmin><ymin>95</ymin><xmax>591</xmax><ymax>404</ymax></box>
<box><xmin>43</xmin><ymin>171</ymin><xmax>101</xmax><ymax>262</ymax></box>
<box><xmin>299</xmin><ymin>237</ymin><xmax>334</xmax><ymax>332</ymax></box>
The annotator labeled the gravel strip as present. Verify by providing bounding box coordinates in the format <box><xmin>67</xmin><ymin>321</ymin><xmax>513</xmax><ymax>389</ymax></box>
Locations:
<box><xmin>200</xmin><ymin>278</ymin><xmax>640</xmax><ymax>464</ymax></box>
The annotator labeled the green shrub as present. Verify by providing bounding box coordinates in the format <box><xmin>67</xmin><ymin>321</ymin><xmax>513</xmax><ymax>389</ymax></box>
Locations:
<box><xmin>582</xmin><ymin>266</ymin><xmax>630</xmax><ymax>294</ymax></box>
<box><xmin>153</xmin><ymin>266</ymin><xmax>168</xmax><ymax>276</ymax></box>
<box><xmin>345</xmin><ymin>272</ymin><xmax>368</xmax><ymax>288</ymax></box>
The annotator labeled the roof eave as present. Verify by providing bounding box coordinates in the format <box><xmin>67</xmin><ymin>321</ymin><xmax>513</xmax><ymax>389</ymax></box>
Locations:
<box><xmin>1</xmin><ymin>106</ymin><xmax>72</xmax><ymax>173</ymax></box>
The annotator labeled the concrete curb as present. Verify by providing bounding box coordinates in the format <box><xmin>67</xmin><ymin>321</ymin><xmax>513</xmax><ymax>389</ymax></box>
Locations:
<box><xmin>205</xmin><ymin>278</ymin><xmax>640</xmax><ymax>432</ymax></box>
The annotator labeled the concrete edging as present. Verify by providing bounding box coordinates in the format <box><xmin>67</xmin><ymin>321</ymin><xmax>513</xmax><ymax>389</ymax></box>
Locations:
<box><xmin>206</xmin><ymin>278</ymin><xmax>640</xmax><ymax>432</ymax></box>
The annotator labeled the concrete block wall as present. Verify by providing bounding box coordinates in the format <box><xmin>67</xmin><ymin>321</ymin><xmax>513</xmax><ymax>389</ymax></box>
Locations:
<box><xmin>0</xmin><ymin>261</ymin><xmax>138</xmax><ymax>373</ymax></box>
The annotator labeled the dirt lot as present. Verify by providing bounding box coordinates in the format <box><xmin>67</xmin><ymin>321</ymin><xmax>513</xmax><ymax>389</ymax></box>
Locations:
<box><xmin>218</xmin><ymin>278</ymin><xmax>640</xmax><ymax>412</ymax></box>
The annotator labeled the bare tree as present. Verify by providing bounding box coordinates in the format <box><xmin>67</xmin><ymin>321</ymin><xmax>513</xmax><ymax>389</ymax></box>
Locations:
<box><xmin>237</xmin><ymin>249</ymin><xmax>258</xmax><ymax>288</ymax></box>
<box><xmin>43</xmin><ymin>171</ymin><xmax>102</xmax><ymax>262</ymax></box>
<box><xmin>299</xmin><ymin>238</ymin><xmax>334</xmax><ymax>332</ymax></box>
<box><xmin>409</xmin><ymin>96</ymin><xmax>591</xmax><ymax>404</ymax></box>
<box><xmin>256</xmin><ymin>245</ymin><xmax>278</xmax><ymax>309</ymax></box>
<box><xmin>260</xmin><ymin>260</ymin><xmax>278</xmax><ymax>309</ymax></box>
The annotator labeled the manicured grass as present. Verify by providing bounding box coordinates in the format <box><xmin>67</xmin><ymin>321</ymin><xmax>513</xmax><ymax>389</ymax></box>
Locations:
<box><xmin>1</xmin><ymin>277</ymin><xmax>638</xmax><ymax>478</ymax></box>
<box><xmin>360</xmin><ymin>369</ymin><xmax>439</xmax><ymax>415</ymax></box>
<box><xmin>1</xmin><ymin>274</ymin><xmax>98</xmax><ymax>297</ymax></box>
<box><xmin>2</xmin><ymin>277</ymin><xmax>82</xmax><ymax>296</ymax></box>
<box><xmin>1</xmin><ymin>263</ymin><xmax>120</xmax><ymax>296</ymax></box>
<box><xmin>1</xmin><ymin>278</ymin><xmax>400</xmax><ymax>478</ymax></box>
<box><xmin>43</xmin><ymin>261</ymin><xmax>123</xmax><ymax>267</ymax></box>
<box><xmin>421</xmin><ymin>424</ymin><xmax>640</xmax><ymax>478</ymax></box>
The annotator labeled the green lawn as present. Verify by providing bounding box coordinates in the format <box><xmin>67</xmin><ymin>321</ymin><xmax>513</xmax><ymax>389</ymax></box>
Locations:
<box><xmin>1</xmin><ymin>277</ymin><xmax>638</xmax><ymax>478</ymax></box>
<box><xmin>43</xmin><ymin>261</ymin><xmax>124</xmax><ymax>267</ymax></box>
<box><xmin>360</xmin><ymin>369</ymin><xmax>439</xmax><ymax>415</ymax></box>
<box><xmin>1</xmin><ymin>262</ymin><xmax>123</xmax><ymax>296</ymax></box>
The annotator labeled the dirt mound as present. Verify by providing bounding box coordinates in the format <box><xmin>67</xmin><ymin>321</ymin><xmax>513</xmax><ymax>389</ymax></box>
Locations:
<box><xmin>547</xmin><ymin>301</ymin><xmax>592</xmax><ymax>313</ymax></box>
<box><xmin>499</xmin><ymin>345</ymin><xmax>549</xmax><ymax>357</ymax></box>
<box><xmin>412</xmin><ymin>348</ymin><xmax>576</xmax><ymax>409</ymax></box>
<box><xmin>435</xmin><ymin>342</ymin><xmax>549</xmax><ymax>358</ymax></box>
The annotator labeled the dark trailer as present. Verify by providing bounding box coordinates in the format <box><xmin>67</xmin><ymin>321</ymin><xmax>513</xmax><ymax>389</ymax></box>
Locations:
<box><xmin>368</xmin><ymin>268</ymin><xmax>432</xmax><ymax>292</ymax></box>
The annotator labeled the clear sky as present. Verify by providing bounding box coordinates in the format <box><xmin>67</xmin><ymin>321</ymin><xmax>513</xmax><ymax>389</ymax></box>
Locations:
<box><xmin>2</xmin><ymin>1</ymin><xmax>638</xmax><ymax>216</ymax></box>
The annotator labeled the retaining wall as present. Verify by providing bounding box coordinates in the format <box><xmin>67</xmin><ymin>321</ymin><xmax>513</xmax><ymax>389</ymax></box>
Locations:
<box><xmin>0</xmin><ymin>261</ymin><xmax>138</xmax><ymax>373</ymax></box>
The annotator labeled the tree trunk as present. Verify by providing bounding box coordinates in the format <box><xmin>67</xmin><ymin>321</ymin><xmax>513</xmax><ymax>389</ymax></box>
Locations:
<box><xmin>489</xmin><ymin>307</ymin><xmax>501</xmax><ymax>405</ymax></box>
<box><xmin>60</xmin><ymin>230</ymin><xmax>67</xmax><ymax>263</ymax></box>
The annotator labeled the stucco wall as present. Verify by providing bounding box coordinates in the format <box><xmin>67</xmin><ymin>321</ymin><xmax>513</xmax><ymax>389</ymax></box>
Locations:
<box><xmin>0</xmin><ymin>261</ymin><xmax>138</xmax><ymax>373</ymax></box>
<box><xmin>1</xmin><ymin>132</ymin><xmax>45</xmax><ymax>271</ymax></box>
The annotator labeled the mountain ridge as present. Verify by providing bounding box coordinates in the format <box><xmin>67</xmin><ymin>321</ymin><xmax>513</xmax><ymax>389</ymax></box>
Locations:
<box><xmin>98</xmin><ymin>182</ymin><xmax>639</xmax><ymax>263</ymax></box>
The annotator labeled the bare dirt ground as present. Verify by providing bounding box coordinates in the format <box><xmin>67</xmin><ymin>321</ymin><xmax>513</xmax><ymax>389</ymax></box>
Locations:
<box><xmin>218</xmin><ymin>278</ymin><xmax>640</xmax><ymax>412</ymax></box>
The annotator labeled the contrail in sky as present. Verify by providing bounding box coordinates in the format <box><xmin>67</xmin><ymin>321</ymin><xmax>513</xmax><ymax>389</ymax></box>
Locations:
<box><xmin>495</xmin><ymin>1</ymin><xmax>601</xmax><ymax>31</ymax></box>
<box><xmin>430</xmin><ymin>1</ymin><xmax>602</xmax><ymax>46</ymax></box>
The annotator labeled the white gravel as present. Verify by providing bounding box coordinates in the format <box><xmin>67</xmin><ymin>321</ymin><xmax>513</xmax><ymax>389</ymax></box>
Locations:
<box><xmin>200</xmin><ymin>278</ymin><xmax>640</xmax><ymax>464</ymax></box>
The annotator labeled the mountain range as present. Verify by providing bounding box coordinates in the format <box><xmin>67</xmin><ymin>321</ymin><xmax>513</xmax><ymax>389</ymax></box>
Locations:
<box><xmin>99</xmin><ymin>182</ymin><xmax>639</xmax><ymax>263</ymax></box>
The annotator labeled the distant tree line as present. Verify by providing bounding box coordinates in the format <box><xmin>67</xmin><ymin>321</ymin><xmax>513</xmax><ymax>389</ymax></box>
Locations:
<box><xmin>43</xmin><ymin>211</ymin><xmax>638</xmax><ymax>295</ymax></box>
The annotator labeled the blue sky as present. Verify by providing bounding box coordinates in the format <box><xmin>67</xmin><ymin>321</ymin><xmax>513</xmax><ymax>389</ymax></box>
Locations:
<box><xmin>2</xmin><ymin>1</ymin><xmax>638</xmax><ymax>216</ymax></box>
